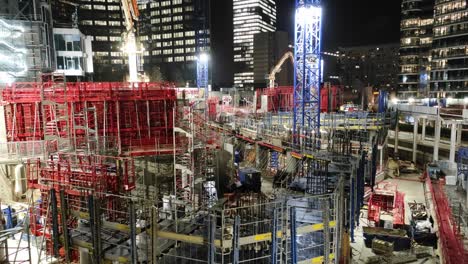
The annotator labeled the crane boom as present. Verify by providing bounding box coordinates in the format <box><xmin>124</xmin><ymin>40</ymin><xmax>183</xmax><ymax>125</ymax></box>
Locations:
<box><xmin>268</xmin><ymin>51</ymin><xmax>294</xmax><ymax>88</ymax></box>
<box><xmin>121</xmin><ymin>0</ymin><xmax>140</xmax><ymax>82</ymax></box>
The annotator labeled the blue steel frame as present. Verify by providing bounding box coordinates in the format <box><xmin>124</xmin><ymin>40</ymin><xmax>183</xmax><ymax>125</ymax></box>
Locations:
<box><xmin>293</xmin><ymin>0</ymin><xmax>322</xmax><ymax>144</ymax></box>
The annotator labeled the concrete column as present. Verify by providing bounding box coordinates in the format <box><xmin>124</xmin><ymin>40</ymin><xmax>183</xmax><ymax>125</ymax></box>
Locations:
<box><xmin>433</xmin><ymin>118</ymin><xmax>441</xmax><ymax>161</ymax></box>
<box><xmin>449</xmin><ymin>123</ymin><xmax>457</xmax><ymax>163</ymax></box>
<box><xmin>394</xmin><ymin>118</ymin><xmax>399</xmax><ymax>156</ymax></box>
<box><xmin>421</xmin><ymin>118</ymin><xmax>426</xmax><ymax>142</ymax></box>
<box><xmin>413</xmin><ymin>117</ymin><xmax>418</xmax><ymax>163</ymax></box>
<box><xmin>457</xmin><ymin>124</ymin><xmax>462</xmax><ymax>147</ymax></box>
<box><xmin>379</xmin><ymin>145</ymin><xmax>383</xmax><ymax>173</ymax></box>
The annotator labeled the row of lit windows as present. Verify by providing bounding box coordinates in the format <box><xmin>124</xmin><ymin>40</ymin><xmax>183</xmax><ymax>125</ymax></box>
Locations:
<box><xmin>432</xmin><ymin>46</ymin><xmax>468</xmax><ymax>59</ymax></box>
<box><xmin>435</xmin><ymin>0</ymin><xmax>466</xmax><ymax>15</ymax></box>
<box><xmin>434</xmin><ymin>22</ymin><xmax>468</xmax><ymax>37</ymax></box>
<box><xmin>80</xmin><ymin>4</ymin><xmax>120</xmax><ymax>11</ymax></box>
<box><xmin>435</xmin><ymin>10</ymin><xmax>468</xmax><ymax>26</ymax></box>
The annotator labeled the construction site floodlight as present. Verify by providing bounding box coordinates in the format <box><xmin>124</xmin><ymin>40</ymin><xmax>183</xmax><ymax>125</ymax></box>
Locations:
<box><xmin>296</xmin><ymin>6</ymin><xmax>322</xmax><ymax>23</ymax></box>
<box><xmin>199</xmin><ymin>53</ymin><xmax>209</xmax><ymax>62</ymax></box>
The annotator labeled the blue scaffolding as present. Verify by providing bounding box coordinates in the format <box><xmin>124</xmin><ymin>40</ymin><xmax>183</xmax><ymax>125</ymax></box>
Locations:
<box><xmin>293</xmin><ymin>0</ymin><xmax>322</xmax><ymax>146</ymax></box>
<box><xmin>197</xmin><ymin>55</ymin><xmax>209</xmax><ymax>96</ymax></box>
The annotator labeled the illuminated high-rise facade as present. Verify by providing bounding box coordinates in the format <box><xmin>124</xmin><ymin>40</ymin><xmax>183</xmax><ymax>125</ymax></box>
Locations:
<box><xmin>138</xmin><ymin>0</ymin><xmax>210</xmax><ymax>85</ymax></box>
<box><xmin>430</xmin><ymin>0</ymin><xmax>468</xmax><ymax>95</ymax></box>
<box><xmin>233</xmin><ymin>0</ymin><xmax>276</xmax><ymax>88</ymax></box>
<box><xmin>398</xmin><ymin>0</ymin><xmax>434</xmax><ymax>97</ymax></box>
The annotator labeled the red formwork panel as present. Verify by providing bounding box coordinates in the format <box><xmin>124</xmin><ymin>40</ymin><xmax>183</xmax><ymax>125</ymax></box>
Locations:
<box><xmin>255</xmin><ymin>86</ymin><xmax>293</xmax><ymax>112</ymax></box>
<box><xmin>1</xmin><ymin>82</ymin><xmax>177</xmax><ymax>156</ymax></box>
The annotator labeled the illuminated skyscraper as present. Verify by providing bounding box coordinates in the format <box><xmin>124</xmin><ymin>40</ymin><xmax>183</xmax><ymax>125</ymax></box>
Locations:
<box><xmin>233</xmin><ymin>0</ymin><xmax>276</xmax><ymax>88</ymax></box>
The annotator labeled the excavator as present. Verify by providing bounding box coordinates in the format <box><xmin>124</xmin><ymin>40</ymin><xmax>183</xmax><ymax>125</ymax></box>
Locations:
<box><xmin>268</xmin><ymin>51</ymin><xmax>294</xmax><ymax>88</ymax></box>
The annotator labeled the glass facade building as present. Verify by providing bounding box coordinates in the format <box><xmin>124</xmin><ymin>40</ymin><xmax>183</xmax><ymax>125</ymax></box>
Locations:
<box><xmin>138</xmin><ymin>0</ymin><xmax>210</xmax><ymax>84</ymax></box>
<box><xmin>233</xmin><ymin>0</ymin><xmax>276</xmax><ymax>88</ymax></box>
<box><xmin>430</xmin><ymin>0</ymin><xmax>468</xmax><ymax>95</ymax></box>
<box><xmin>398</xmin><ymin>0</ymin><xmax>435</xmax><ymax>97</ymax></box>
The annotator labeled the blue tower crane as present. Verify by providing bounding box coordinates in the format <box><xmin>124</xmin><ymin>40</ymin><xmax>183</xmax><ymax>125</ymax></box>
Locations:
<box><xmin>293</xmin><ymin>0</ymin><xmax>323</xmax><ymax>148</ymax></box>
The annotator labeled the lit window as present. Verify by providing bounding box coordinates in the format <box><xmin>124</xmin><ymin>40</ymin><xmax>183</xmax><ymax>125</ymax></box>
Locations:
<box><xmin>81</xmin><ymin>20</ymin><xmax>93</xmax><ymax>25</ymax></box>
<box><xmin>162</xmin><ymin>17</ymin><xmax>171</xmax><ymax>23</ymax></box>
<box><xmin>174</xmin><ymin>48</ymin><xmax>184</xmax><ymax>54</ymax></box>
<box><xmin>150</xmin><ymin>2</ymin><xmax>159</xmax><ymax>8</ymax></box>
<box><xmin>152</xmin><ymin>50</ymin><xmax>161</xmax><ymax>55</ymax></box>
<box><xmin>165</xmin><ymin>57</ymin><xmax>173</xmax><ymax>62</ymax></box>
<box><xmin>81</xmin><ymin>4</ymin><xmax>92</xmax><ymax>10</ymax></box>
<box><xmin>151</xmin><ymin>18</ymin><xmax>160</xmax><ymax>24</ymax></box>
<box><xmin>163</xmin><ymin>25</ymin><xmax>172</xmax><ymax>31</ymax></box>
<box><xmin>161</xmin><ymin>1</ymin><xmax>171</xmax><ymax>7</ymax></box>
<box><xmin>94</xmin><ymin>5</ymin><xmax>105</xmax><ymax>10</ymax></box>
<box><xmin>163</xmin><ymin>49</ymin><xmax>173</xmax><ymax>55</ymax></box>
<box><xmin>110</xmin><ymin>52</ymin><xmax>122</xmax><ymax>57</ymax></box>
<box><xmin>111</xmin><ymin>59</ymin><xmax>123</xmax><ymax>64</ymax></box>
<box><xmin>108</xmin><ymin>5</ymin><xmax>120</xmax><ymax>11</ymax></box>
<box><xmin>173</xmin><ymin>7</ymin><xmax>183</xmax><ymax>13</ymax></box>
<box><xmin>173</xmin><ymin>16</ymin><xmax>183</xmax><ymax>21</ymax></box>
<box><xmin>186</xmin><ymin>56</ymin><xmax>195</xmax><ymax>61</ymax></box>
<box><xmin>174</xmin><ymin>24</ymin><xmax>183</xmax><ymax>30</ymax></box>
<box><xmin>173</xmin><ymin>0</ymin><xmax>182</xmax><ymax>4</ymax></box>
<box><xmin>95</xmin><ymin>21</ymin><xmax>107</xmax><ymax>26</ymax></box>
<box><xmin>174</xmin><ymin>32</ymin><xmax>183</xmax><ymax>38</ymax></box>
<box><xmin>162</xmin><ymin>9</ymin><xmax>171</xmax><ymax>15</ymax></box>
<box><xmin>109</xmin><ymin>21</ymin><xmax>120</xmax><ymax>26</ymax></box>
<box><xmin>185</xmin><ymin>31</ymin><xmax>195</xmax><ymax>37</ymax></box>
<box><xmin>96</xmin><ymin>51</ymin><xmax>108</xmax><ymax>57</ymax></box>
<box><xmin>174</xmin><ymin>56</ymin><xmax>184</xmax><ymax>62</ymax></box>
<box><xmin>175</xmin><ymin>40</ymin><xmax>184</xmax><ymax>46</ymax></box>
<box><xmin>95</xmin><ymin>36</ymin><xmax>108</xmax><ymax>41</ymax></box>
<box><xmin>109</xmin><ymin>36</ymin><xmax>121</xmax><ymax>41</ymax></box>
<box><xmin>150</xmin><ymin>10</ymin><xmax>160</xmax><ymax>16</ymax></box>
<box><xmin>184</xmin><ymin>6</ymin><xmax>194</xmax><ymax>12</ymax></box>
<box><xmin>163</xmin><ymin>33</ymin><xmax>172</xmax><ymax>39</ymax></box>
<box><xmin>185</xmin><ymin>39</ymin><xmax>195</xmax><ymax>45</ymax></box>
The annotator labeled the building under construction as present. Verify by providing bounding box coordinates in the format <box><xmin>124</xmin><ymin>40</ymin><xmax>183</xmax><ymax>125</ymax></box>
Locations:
<box><xmin>0</xmin><ymin>0</ymin><xmax>467</xmax><ymax>264</ymax></box>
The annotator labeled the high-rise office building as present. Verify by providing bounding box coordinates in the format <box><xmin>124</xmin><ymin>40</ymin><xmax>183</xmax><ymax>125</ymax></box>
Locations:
<box><xmin>76</xmin><ymin>0</ymin><xmax>127</xmax><ymax>81</ymax></box>
<box><xmin>336</xmin><ymin>44</ymin><xmax>399</xmax><ymax>91</ymax></box>
<box><xmin>233</xmin><ymin>0</ymin><xmax>276</xmax><ymax>88</ymax></box>
<box><xmin>138</xmin><ymin>0</ymin><xmax>210</xmax><ymax>85</ymax></box>
<box><xmin>430</xmin><ymin>0</ymin><xmax>468</xmax><ymax>95</ymax></box>
<box><xmin>398</xmin><ymin>0</ymin><xmax>434</xmax><ymax>97</ymax></box>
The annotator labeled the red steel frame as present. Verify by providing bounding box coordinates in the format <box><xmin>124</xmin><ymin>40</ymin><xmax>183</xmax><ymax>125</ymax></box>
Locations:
<box><xmin>26</xmin><ymin>153</ymin><xmax>136</xmax><ymax>258</ymax></box>
<box><xmin>367</xmin><ymin>182</ymin><xmax>405</xmax><ymax>227</ymax></box>
<box><xmin>426</xmin><ymin>176</ymin><xmax>467</xmax><ymax>263</ymax></box>
<box><xmin>2</xmin><ymin>82</ymin><xmax>177</xmax><ymax>156</ymax></box>
<box><xmin>255</xmin><ymin>86</ymin><xmax>294</xmax><ymax>112</ymax></box>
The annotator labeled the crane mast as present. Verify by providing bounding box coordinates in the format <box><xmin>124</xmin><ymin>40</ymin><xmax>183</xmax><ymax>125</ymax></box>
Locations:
<box><xmin>293</xmin><ymin>0</ymin><xmax>322</xmax><ymax>148</ymax></box>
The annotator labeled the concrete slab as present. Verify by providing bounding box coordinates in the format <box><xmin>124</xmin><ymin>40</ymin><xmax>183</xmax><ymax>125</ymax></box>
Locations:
<box><xmin>351</xmin><ymin>176</ymin><xmax>440</xmax><ymax>263</ymax></box>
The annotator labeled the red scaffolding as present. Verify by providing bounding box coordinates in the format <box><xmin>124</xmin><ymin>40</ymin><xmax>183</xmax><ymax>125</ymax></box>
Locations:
<box><xmin>426</xmin><ymin>176</ymin><xmax>467</xmax><ymax>263</ymax></box>
<box><xmin>26</xmin><ymin>153</ymin><xmax>136</xmax><ymax>259</ymax></box>
<box><xmin>1</xmin><ymin>82</ymin><xmax>177</xmax><ymax>156</ymax></box>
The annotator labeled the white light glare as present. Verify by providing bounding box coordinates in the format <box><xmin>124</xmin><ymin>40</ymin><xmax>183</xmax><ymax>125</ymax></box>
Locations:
<box><xmin>391</xmin><ymin>98</ymin><xmax>399</xmax><ymax>104</ymax></box>
<box><xmin>296</xmin><ymin>6</ymin><xmax>322</xmax><ymax>23</ymax></box>
<box><xmin>408</xmin><ymin>97</ymin><xmax>415</xmax><ymax>104</ymax></box>
<box><xmin>199</xmin><ymin>53</ymin><xmax>209</xmax><ymax>62</ymax></box>
<box><xmin>464</xmin><ymin>97</ymin><xmax>468</xmax><ymax>104</ymax></box>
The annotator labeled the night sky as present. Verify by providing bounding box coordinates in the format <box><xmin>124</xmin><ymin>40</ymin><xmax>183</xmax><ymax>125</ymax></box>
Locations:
<box><xmin>276</xmin><ymin>0</ymin><xmax>402</xmax><ymax>50</ymax></box>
